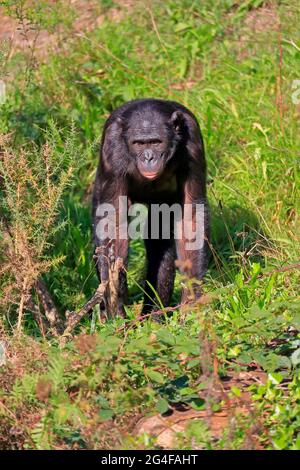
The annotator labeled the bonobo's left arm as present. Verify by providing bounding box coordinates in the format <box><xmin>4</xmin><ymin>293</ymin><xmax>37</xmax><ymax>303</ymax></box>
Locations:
<box><xmin>175</xmin><ymin>110</ymin><xmax>210</xmax><ymax>301</ymax></box>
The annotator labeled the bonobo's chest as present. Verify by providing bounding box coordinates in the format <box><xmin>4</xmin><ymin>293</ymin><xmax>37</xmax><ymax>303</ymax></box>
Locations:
<box><xmin>128</xmin><ymin>174</ymin><xmax>178</xmax><ymax>204</ymax></box>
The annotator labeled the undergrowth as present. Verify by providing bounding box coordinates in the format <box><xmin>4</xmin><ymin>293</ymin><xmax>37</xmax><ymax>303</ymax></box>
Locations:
<box><xmin>0</xmin><ymin>0</ymin><xmax>299</xmax><ymax>449</ymax></box>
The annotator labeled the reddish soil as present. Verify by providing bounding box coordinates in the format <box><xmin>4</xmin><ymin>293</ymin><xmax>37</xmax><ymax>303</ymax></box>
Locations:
<box><xmin>135</xmin><ymin>367</ymin><xmax>267</xmax><ymax>449</ymax></box>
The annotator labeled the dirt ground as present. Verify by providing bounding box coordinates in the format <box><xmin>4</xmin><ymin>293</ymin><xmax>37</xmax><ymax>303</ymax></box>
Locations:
<box><xmin>0</xmin><ymin>0</ymin><xmax>134</xmax><ymax>57</ymax></box>
<box><xmin>135</xmin><ymin>367</ymin><xmax>267</xmax><ymax>449</ymax></box>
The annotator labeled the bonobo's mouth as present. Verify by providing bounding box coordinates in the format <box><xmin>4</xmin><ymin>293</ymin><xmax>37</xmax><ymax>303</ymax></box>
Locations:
<box><xmin>140</xmin><ymin>171</ymin><xmax>160</xmax><ymax>180</ymax></box>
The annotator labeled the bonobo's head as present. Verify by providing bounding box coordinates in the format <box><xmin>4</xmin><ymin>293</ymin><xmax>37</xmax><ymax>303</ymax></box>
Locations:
<box><xmin>124</xmin><ymin>106</ymin><xmax>184</xmax><ymax>180</ymax></box>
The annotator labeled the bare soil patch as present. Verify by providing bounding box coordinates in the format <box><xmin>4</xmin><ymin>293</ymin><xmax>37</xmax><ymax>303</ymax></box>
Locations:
<box><xmin>0</xmin><ymin>0</ymin><xmax>134</xmax><ymax>57</ymax></box>
<box><xmin>135</xmin><ymin>367</ymin><xmax>267</xmax><ymax>448</ymax></box>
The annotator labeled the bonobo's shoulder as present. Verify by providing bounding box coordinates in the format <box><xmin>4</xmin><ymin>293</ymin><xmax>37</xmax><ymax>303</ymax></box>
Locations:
<box><xmin>107</xmin><ymin>98</ymin><xmax>197</xmax><ymax>121</ymax></box>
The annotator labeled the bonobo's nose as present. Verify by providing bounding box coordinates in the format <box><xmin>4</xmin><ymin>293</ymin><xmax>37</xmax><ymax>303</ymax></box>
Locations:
<box><xmin>143</xmin><ymin>149</ymin><xmax>154</xmax><ymax>162</ymax></box>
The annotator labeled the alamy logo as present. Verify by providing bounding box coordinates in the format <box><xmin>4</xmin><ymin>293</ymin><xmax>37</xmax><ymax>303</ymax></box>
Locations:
<box><xmin>95</xmin><ymin>197</ymin><xmax>206</xmax><ymax>251</ymax></box>
<box><xmin>0</xmin><ymin>80</ymin><xmax>6</xmax><ymax>105</ymax></box>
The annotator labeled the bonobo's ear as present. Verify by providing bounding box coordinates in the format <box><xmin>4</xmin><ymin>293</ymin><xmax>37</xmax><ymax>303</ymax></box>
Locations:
<box><xmin>102</xmin><ymin>116</ymin><xmax>126</xmax><ymax>173</ymax></box>
<box><xmin>170</xmin><ymin>110</ymin><xmax>184</xmax><ymax>134</ymax></box>
<box><xmin>103</xmin><ymin>116</ymin><xmax>123</xmax><ymax>149</ymax></box>
<box><xmin>107</xmin><ymin>116</ymin><xmax>123</xmax><ymax>135</ymax></box>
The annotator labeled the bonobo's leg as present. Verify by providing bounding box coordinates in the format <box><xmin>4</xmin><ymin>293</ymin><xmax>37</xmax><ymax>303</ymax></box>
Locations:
<box><xmin>143</xmin><ymin>238</ymin><xmax>176</xmax><ymax>314</ymax></box>
<box><xmin>92</xmin><ymin>172</ymin><xmax>129</xmax><ymax>316</ymax></box>
<box><xmin>176</xmin><ymin>181</ymin><xmax>210</xmax><ymax>303</ymax></box>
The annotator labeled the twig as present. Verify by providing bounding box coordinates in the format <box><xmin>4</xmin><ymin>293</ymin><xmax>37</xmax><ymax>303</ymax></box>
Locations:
<box><xmin>116</xmin><ymin>296</ymin><xmax>212</xmax><ymax>333</ymax></box>
<box><xmin>61</xmin><ymin>281</ymin><xmax>108</xmax><ymax>343</ymax></box>
<box><xmin>16</xmin><ymin>276</ymin><xmax>29</xmax><ymax>334</ymax></box>
<box><xmin>244</xmin><ymin>262</ymin><xmax>300</xmax><ymax>284</ymax></box>
<box><xmin>26</xmin><ymin>296</ymin><xmax>48</xmax><ymax>339</ymax></box>
<box><xmin>61</xmin><ymin>254</ymin><xmax>125</xmax><ymax>342</ymax></box>
<box><xmin>282</xmin><ymin>38</ymin><xmax>300</xmax><ymax>52</ymax></box>
<box><xmin>146</xmin><ymin>7</ymin><xmax>169</xmax><ymax>56</ymax></box>
<box><xmin>35</xmin><ymin>278</ymin><xmax>62</xmax><ymax>335</ymax></box>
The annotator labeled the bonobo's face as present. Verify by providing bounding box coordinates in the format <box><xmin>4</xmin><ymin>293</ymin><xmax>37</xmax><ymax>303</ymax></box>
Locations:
<box><xmin>125</xmin><ymin>109</ymin><xmax>182</xmax><ymax>180</ymax></box>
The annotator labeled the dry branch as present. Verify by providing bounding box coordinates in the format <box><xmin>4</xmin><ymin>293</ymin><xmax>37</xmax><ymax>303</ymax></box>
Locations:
<box><xmin>61</xmin><ymin>281</ymin><xmax>108</xmax><ymax>342</ymax></box>
<box><xmin>60</xmin><ymin>256</ymin><xmax>124</xmax><ymax>343</ymax></box>
<box><xmin>35</xmin><ymin>278</ymin><xmax>63</xmax><ymax>335</ymax></box>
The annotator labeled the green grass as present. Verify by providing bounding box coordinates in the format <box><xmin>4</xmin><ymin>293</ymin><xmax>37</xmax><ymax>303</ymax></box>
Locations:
<box><xmin>0</xmin><ymin>0</ymin><xmax>299</xmax><ymax>450</ymax></box>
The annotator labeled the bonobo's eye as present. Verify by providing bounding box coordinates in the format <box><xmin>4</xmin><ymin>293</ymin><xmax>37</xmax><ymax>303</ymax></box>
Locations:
<box><xmin>132</xmin><ymin>140</ymin><xmax>144</xmax><ymax>145</ymax></box>
<box><xmin>149</xmin><ymin>139</ymin><xmax>163</xmax><ymax>146</ymax></box>
<box><xmin>132</xmin><ymin>140</ymin><xmax>145</xmax><ymax>150</ymax></box>
<box><xmin>132</xmin><ymin>139</ymin><xmax>162</xmax><ymax>147</ymax></box>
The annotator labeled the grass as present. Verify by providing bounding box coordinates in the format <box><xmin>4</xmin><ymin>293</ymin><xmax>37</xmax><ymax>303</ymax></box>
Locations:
<box><xmin>0</xmin><ymin>0</ymin><xmax>299</xmax><ymax>449</ymax></box>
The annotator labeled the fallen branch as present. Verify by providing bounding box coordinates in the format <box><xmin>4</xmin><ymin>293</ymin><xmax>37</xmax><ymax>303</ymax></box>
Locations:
<box><xmin>35</xmin><ymin>278</ymin><xmax>63</xmax><ymax>335</ymax></box>
<box><xmin>26</xmin><ymin>296</ymin><xmax>48</xmax><ymax>339</ymax></box>
<box><xmin>60</xmin><ymin>281</ymin><xmax>108</xmax><ymax>344</ymax></box>
<box><xmin>60</xmin><ymin>255</ymin><xmax>124</xmax><ymax>343</ymax></box>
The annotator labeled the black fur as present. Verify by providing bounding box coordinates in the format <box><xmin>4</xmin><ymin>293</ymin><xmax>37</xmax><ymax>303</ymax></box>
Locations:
<box><xmin>92</xmin><ymin>99</ymin><xmax>209</xmax><ymax>315</ymax></box>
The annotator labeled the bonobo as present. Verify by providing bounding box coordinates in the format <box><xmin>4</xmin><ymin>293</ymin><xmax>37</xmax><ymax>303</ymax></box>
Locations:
<box><xmin>92</xmin><ymin>99</ymin><xmax>209</xmax><ymax>316</ymax></box>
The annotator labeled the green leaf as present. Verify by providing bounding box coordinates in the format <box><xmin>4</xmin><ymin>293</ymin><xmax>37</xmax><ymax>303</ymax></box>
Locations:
<box><xmin>291</xmin><ymin>348</ymin><xmax>300</xmax><ymax>367</ymax></box>
<box><xmin>211</xmin><ymin>402</ymin><xmax>221</xmax><ymax>412</ymax></box>
<box><xmin>146</xmin><ymin>369</ymin><xmax>165</xmax><ymax>384</ymax></box>
<box><xmin>187</xmin><ymin>358</ymin><xmax>200</xmax><ymax>370</ymax></box>
<box><xmin>174</xmin><ymin>22</ymin><xmax>190</xmax><ymax>32</ymax></box>
<box><xmin>98</xmin><ymin>409</ymin><xmax>114</xmax><ymax>421</ymax></box>
<box><xmin>156</xmin><ymin>397</ymin><xmax>169</xmax><ymax>414</ymax></box>
<box><xmin>231</xmin><ymin>386</ymin><xmax>241</xmax><ymax>397</ymax></box>
<box><xmin>179</xmin><ymin>387</ymin><xmax>196</xmax><ymax>396</ymax></box>
<box><xmin>156</xmin><ymin>329</ymin><xmax>175</xmax><ymax>346</ymax></box>
<box><xmin>276</xmin><ymin>356</ymin><xmax>291</xmax><ymax>370</ymax></box>
<box><xmin>190</xmin><ymin>398</ymin><xmax>205</xmax><ymax>410</ymax></box>
<box><xmin>268</xmin><ymin>372</ymin><xmax>283</xmax><ymax>385</ymax></box>
<box><xmin>228</xmin><ymin>345</ymin><xmax>241</xmax><ymax>358</ymax></box>
<box><xmin>95</xmin><ymin>395</ymin><xmax>110</xmax><ymax>408</ymax></box>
